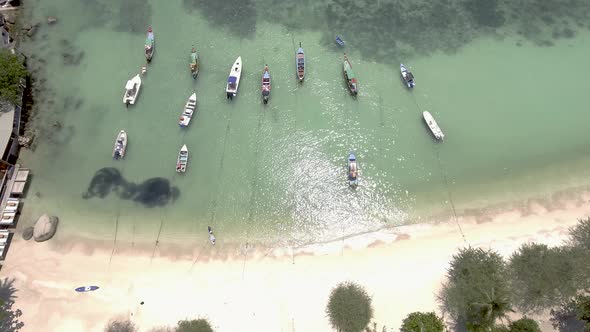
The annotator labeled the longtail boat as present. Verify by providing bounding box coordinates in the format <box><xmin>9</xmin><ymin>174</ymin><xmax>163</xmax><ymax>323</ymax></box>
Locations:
<box><xmin>343</xmin><ymin>53</ymin><xmax>358</xmax><ymax>95</ymax></box>
<box><xmin>296</xmin><ymin>42</ymin><xmax>305</xmax><ymax>82</ymax></box>
<box><xmin>145</xmin><ymin>26</ymin><xmax>155</xmax><ymax>62</ymax></box>
<box><xmin>190</xmin><ymin>47</ymin><xmax>199</xmax><ymax>79</ymax></box>
<box><xmin>262</xmin><ymin>65</ymin><xmax>271</xmax><ymax>104</ymax></box>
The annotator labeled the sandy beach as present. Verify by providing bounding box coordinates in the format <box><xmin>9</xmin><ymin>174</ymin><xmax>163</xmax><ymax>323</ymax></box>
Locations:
<box><xmin>0</xmin><ymin>189</ymin><xmax>587</xmax><ymax>332</ymax></box>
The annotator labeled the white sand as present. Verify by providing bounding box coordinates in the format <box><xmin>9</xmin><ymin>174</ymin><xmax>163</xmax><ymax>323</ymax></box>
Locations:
<box><xmin>2</xmin><ymin>192</ymin><xmax>589</xmax><ymax>331</ymax></box>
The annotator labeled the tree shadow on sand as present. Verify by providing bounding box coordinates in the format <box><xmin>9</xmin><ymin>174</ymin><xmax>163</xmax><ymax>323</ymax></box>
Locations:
<box><xmin>0</xmin><ymin>278</ymin><xmax>24</xmax><ymax>332</ymax></box>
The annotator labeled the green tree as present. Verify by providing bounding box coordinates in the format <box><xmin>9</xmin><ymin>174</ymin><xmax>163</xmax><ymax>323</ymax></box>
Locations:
<box><xmin>104</xmin><ymin>317</ymin><xmax>137</xmax><ymax>332</ymax></box>
<box><xmin>508</xmin><ymin>318</ymin><xmax>541</xmax><ymax>332</ymax></box>
<box><xmin>0</xmin><ymin>50</ymin><xmax>27</xmax><ymax>104</ymax></box>
<box><xmin>568</xmin><ymin>218</ymin><xmax>590</xmax><ymax>290</ymax></box>
<box><xmin>176</xmin><ymin>319</ymin><xmax>214</xmax><ymax>332</ymax></box>
<box><xmin>550</xmin><ymin>294</ymin><xmax>590</xmax><ymax>332</ymax></box>
<box><xmin>490</xmin><ymin>325</ymin><xmax>510</xmax><ymax>332</ymax></box>
<box><xmin>438</xmin><ymin>247</ymin><xmax>512</xmax><ymax>331</ymax></box>
<box><xmin>400</xmin><ymin>312</ymin><xmax>445</xmax><ymax>332</ymax></box>
<box><xmin>326</xmin><ymin>281</ymin><xmax>373</xmax><ymax>332</ymax></box>
<box><xmin>507</xmin><ymin>243</ymin><xmax>576</xmax><ymax>313</ymax></box>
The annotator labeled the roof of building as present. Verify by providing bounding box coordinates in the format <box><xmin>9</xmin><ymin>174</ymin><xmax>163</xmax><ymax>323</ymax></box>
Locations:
<box><xmin>0</xmin><ymin>102</ymin><xmax>15</xmax><ymax>157</ymax></box>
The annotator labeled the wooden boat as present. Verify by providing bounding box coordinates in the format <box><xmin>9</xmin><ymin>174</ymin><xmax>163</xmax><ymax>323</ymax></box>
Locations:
<box><xmin>296</xmin><ymin>43</ymin><xmax>305</xmax><ymax>82</ymax></box>
<box><xmin>176</xmin><ymin>144</ymin><xmax>189</xmax><ymax>173</ymax></box>
<box><xmin>335</xmin><ymin>36</ymin><xmax>345</xmax><ymax>47</ymax></box>
<box><xmin>208</xmin><ymin>226</ymin><xmax>216</xmax><ymax>245</ymax></box>
<box><xmin>226</xmin><ymin>56</ymin><xmax>242</xmax><ymax>99</ymax></box>
<box><xmin>179</xmin><ymin>93</ymin><xmax>197</xmax><ymax>127</ymax></box>
<box><xmin>123</xmin><ymin>74</ymin><xmax>141</xmax><ymax>106</ymax></box>
<box><xmin>400</xmin><ymin>63</ymin><xmax>415</xmax><ymax>88</ymax></box>
<box><xmin>189</xmin><ymin>47</ymin><xmax>199</xmax><ymax>79</ymax></box>
<box><xmin>423</xmin><ymin>111</ymin><xmax>444</xmax><ymax>140</ymax></box>
<box><xmin>348</xmin><ymin>153</ymin><xmax>358</xmax><ymax>186</ymax></box>
<box><xmin>343</xmin><ymin>53</ymin><xmax>358</xmax><ymax>95</ymax></box>
<box><xmin>261</xmin><ymin>64</ymin><xmax>271</xmax><ymax>104</ymax></box>
<box><xmin>145</xmin><ymin>26</ymin><xmax>155</xmax><ymax>62</ymax></box>
<box><xmin>112</xmin><ymin>130</ymin><xmax>128</xmax><ymax>160</ymax></box>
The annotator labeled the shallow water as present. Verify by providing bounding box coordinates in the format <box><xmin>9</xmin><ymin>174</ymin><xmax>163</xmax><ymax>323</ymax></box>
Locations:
<box><xmin>16</xmin><ymin>0</ymin><xmax>590</xmax><ymax>247</ymax></box>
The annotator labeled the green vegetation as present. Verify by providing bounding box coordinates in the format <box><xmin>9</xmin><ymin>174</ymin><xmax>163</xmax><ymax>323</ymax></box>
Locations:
<box><xmin>104</xmin><ymin>317</ymin><xmax>137</xmax><ymax>332</ymax></box>
<box><xmin>508</xmin><ymin>318</ymin><xmax>542</xmax><ymax>332</ymax></box>
<box><xmin>551</xmin><ymin>294</ymin><xmax>590</xmax><ymax>332</ymax></box>
<box><xmin>0</xmin><ymin>278</ymin><xmax>24</xmax><ymax>332</ymax></box>
<box><xmin>0</xmin><ymin>49</ymin><xmax>27</xmax><ymax>105</ymax></box>
<box><xmin>326</xmin><ymin>281</ymin><xmax>373</xmax><ymax>332</ymax></box>
<box><xmin>439</xmin><ymin>247</ymin><xmax>512</xmax><ymax>331</ymax></box>
<box><xmin>400</xmin><ymin>312</ymin><xmax>445</xmax><ymax>332</ymax></box>
<box><xmin>176</xmin><ymin>319</ymin><xmax>214</xmax><ymax>332</ymax></box>
<box><xmin>508</xmin><ymin>243</ymin><xmax>576</xmax><ymax>313</ymax></box>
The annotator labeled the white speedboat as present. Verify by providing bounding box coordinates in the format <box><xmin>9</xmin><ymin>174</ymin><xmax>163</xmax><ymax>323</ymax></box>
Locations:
<box><xmin>112</xmin><ymin>130</ymin><xmax>128</xmax><ymax>159</ymax></box>
<box><xmin>400</xmin><ymin>63</ymin><xmax>415</xmax><ymax>88</ymax></box>
<box><xmin>123</xmin><ymin>74</ymin><xmax>142</xmax><ymax>105</ymax></box>
<box><xmin>423</xmin><ymin>111</ymin><xmax>444</xmax><ymax>140</ymax></box>
<box><xmin>179</xmin><ymin>93</ymin><xmax>197</xmax><ymax>127</ymax></box>
<box><xmin>176</xmin><ymin>144</ymin><xmax>189</xmax><ymax>173</ymax></box>
<box><xmin>226</xmin><ymin>56</ymin><xmax>242</xmax><ymax>99</ymax></box>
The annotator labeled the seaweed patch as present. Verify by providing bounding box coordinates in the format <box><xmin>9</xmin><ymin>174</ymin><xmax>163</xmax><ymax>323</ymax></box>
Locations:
<box><xmin>83</xmin><ymin>167</ymin><xmax>180</xmax><ymax>208</ymax></box>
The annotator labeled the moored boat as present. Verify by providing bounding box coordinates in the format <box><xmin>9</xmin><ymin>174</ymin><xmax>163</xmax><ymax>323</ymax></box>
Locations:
<box><xmin>335</xmin><ymin>36</ymin><xmax>345</xmax><ymax>47</ymax></box>
<box><xmin>145</xmin><ymin>26</ymin><xmax>155</xmax><ymax>62</ymax></box>
<box><xmin>226</xmin><ymin>56</ymin><xmax>242</xmax><ymax>99</ymax></box>
<box><xmin>179</xmin><ymin>93</ymin><xmax>197</xmax><ymax>127</ymax></box>
<box><xmin>423</xmin><ymin>111</ymin><xmax>444</xmax><ymax>140</ymax></box>
<box><xmin>262</xmin><ymin>64</ymin><xmax>271</xmax><ymax>104</ymax></box>
<box><xmin>123</xmin><ymin>74</ymin><xmax>141</xmax><ymax>106</ymax></box>
<box><xmin>348</xmin><ymin>153</ymin><xmax>358</xmax><ymax>186</ymax></box>
<box><xmin>343</xmin><ymin>53</ymin><xmax>358</xmax><ymax>95</ymax></box>
<box><xmin>189</xmin><ymin>47</ymin><xmax>199</xmax><ymax>79</ymax></box>
<box><xmin>208</xmin><ymin>226</ymin><xmax>216</xmax><ymax>245</ymax></box>
<box><xmin>296</xmin><ymin>43</ymin><xmax>305</xmax><ymax>82</ymax></box>
<box><xmin>400</xmin><ymin>63</ymin><xmax>415</xmax><ymax>88</ymax></box>
<box><xmin>112</xmin><ymin>130</ymin><xmax>128</xmax><ymax>160</ymax></box>
<box><xmin>176</xmin><ymin>144</ymin><xmax>189</xmax><ymax>173</ymax></box>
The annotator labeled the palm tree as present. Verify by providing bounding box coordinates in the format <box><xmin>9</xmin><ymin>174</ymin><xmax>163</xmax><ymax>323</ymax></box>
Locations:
<box><xmin>467</xmin><ymin>287</ymin><xmax>514</xmax><ymax>330</ymax></box>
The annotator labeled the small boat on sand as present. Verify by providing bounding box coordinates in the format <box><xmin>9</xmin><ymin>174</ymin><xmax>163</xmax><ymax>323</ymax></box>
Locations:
<box><xmin>123</xmin><ymin>74</ymin><xmax>141</xmax><ymax>106</ymax></box>
<box><xmin>343</xmin><ymin>53</ymin><xmax>358</xmax><ymax>95</ymax></box>
<box><xmin>75</xmin><ymin>286</ymin><xmax>99</xmax><ymax>292</ymax></box>
<box><xmin>112</xmin><ymin>130</ymin><xmax>128</xmax><ymax>160</ymax></box>
<box><xmin>226</xmin><ymin>56</ymin><xmax>242</xmax><ymax>99</ymax></box>
<box><xmin>400</xmin><ymin>63</ymin><xmax>415</xmax><ymax>88</ymax></box>
<box><xmin>296</xmin><ymin>43</ymin><xmax>305</xmax><ymax>82</ymax></box>
<box><xmin>208</xmin><ymin>226</ymin><xmax>216</xmax><ymax>245</ymax></box>
<box><xmin>262</xmin><ymin>64</ymin><xmax>271</xmax><ymax>104</ymax></box>
<box><xmin>189</xmin><ymin>47</ymin><xmax>199</xmax><ymax>79</ymax></box>
<box><xmin>145</xmin><ymin>26</ymin><xmax>155</xmax><ymax>62</ymax></box>
<box><xmin>335</xmin><ymin>36</ymin><xmax>345</xmax><ymax>47</ymax></box>
<box><xmin>423</xmin><ymin>111</ymin><xmax>444</xmax><ymax>140</ymax></box>
<box><xmin>179</xmin><ymin>93</ymin><xmax>197</xmax><ymax>127</ymax></box>
<box><xmin>176</xmin><ymin>144</ymin><xmax>189</xmax><ymax>173</ymax></box>
<box><xmin>348</xmin><ymin>153</ymin><xmax>358</xmax><ymax>186</ymax></box>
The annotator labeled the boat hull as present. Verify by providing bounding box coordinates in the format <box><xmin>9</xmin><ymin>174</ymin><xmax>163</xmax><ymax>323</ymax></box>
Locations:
<box><xmin>123</xmin><ymin>74</ymin><xmax>142</xmax><ymax>105</ymax></box>
<box><xmin>296</xmin><ymin>46</ymin><xmax>305</xmax><ymax>82</ymax></box>
<box><xmin>400</xmin><ymin>64</ymin><xmax>415</xmax><ymax>88</ymax></box>
<box><xmin>145</xmin><ymin>31</ymin><xmax>155</xmax><ymax>62</ymax></box>
<box><xmin>262</xmin><ymin>66</ymin><xmax>271</xmax><ymax>104</ymax></box>
<box><xmin>348</xmin><ymin>153</ymin><xmax>358</xmax><ymax>186</ymax></box>
<box><xmin>343</xmin><ymin>55</ymin><xmax>358</xmax><ymax>95</ymax></box>
<box><xmin>226</xmin><ymin>56</ymin><xmax>242</xmax><ymax>99</ymax></box>
<box><xmin>112</xmin><ymin>130</ymin><xmax>128</xmax><ymax>160</ymax></box>
<box><xmin>190</xmin><ymin>51</ymin><xmax>199</xmax><ymax>79</ymax></box>
<box><xmin>422</xmin><ymin>111</ymin><xmax>444</xmax><ymax>140</ymax></box>
<box><xmin>176</xmin><ymin>145</ymin><xmax>189</xmax><ymax>173</ymax></box>
<box><xmin>179</xmin><ymin>93</ymin><xmax>197</xmax><ymax>127</ymax></box>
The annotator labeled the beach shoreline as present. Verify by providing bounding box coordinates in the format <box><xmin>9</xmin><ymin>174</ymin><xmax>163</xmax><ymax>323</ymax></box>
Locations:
<box><xmin>2</xmin><ymin>187</ymin><xmax>588</xmax><ymax>331</ymax></box>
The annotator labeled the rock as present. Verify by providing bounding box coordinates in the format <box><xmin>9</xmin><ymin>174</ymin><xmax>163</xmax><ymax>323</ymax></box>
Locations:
<box><xmin>33</xmin><ymin>214</ymin><xmax>59</xmax><ymax>242</ymax></box>
<box><xmin>22</xmin><ymin>227</ymin><xmax>33</xmax><ymax>240</ymax></box>
<box><xmin>47</xmin><ymin>16</ymin><xmax>57</xmax><ymax>25</ymax></box>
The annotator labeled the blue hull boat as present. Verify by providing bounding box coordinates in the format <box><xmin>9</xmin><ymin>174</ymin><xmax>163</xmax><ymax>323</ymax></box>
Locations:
<box><xmin>335</xmin><ymin>36</ymin><xmax>345</xmax><ymax>47</ymax></box>
<box><xmin>348</xmin><ymin>153</ymin><xmax>358</xmax><ymax>186</ymax></box>
<box><xmin>75</xmin><ymin>286</ymin><xmax>99</xmax><ymax>292</ymax></box>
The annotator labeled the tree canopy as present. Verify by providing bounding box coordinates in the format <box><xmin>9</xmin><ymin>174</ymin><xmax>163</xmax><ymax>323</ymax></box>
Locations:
<box><xmin>400</xmin><ymin>311</ymin><xmax>445</xmax><ymax>332</ymax></box>
<box><xmin>568</xmin><ymin>218</ymin><xmax>590</xmax><ymax>290</ymax></box>
<box><xmin>176</xmin><ymin>319</ymin><xmax>214</xmax><ymax>332</ymax></box>
<box><xmin>439</xmin><ymin>247</ymin><xmax>512</xmax><ymax>331</ymax></box>
<box><xmin>508</xmin><ymin>318</ymin><xmax>542</xmax><ymax>332</ymax></box>
<box><xmin>104</xmin><ymin>317</ymin><xmax>137</xmax><ymax>332</ymax></box>
<box><xmin>507</xmin><ymin>243</ymin><xmax>576</xmax><ymax>313</ymax></box>
<box><xmin>326</xmin><ymin>281</ymin><xmax>373</xmax><ymax>332</ymax></box>
<box><xmin>0</xmin><ymin>50</ymin><xmax>27</xmax><ymax>105</ymax></box>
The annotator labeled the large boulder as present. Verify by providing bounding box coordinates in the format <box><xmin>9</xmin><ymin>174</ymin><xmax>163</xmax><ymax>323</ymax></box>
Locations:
<box><xmin>33</xmin><ymin>214</ymin><xmax>59</xmax><ymax>242</ymax></box>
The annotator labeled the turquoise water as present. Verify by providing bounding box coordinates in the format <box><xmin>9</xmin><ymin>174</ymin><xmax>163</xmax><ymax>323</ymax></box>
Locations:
<box><xmin>16</xmin><ymin>0</ymin><xmax>590</xmax><ymax>247</ymax></box>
